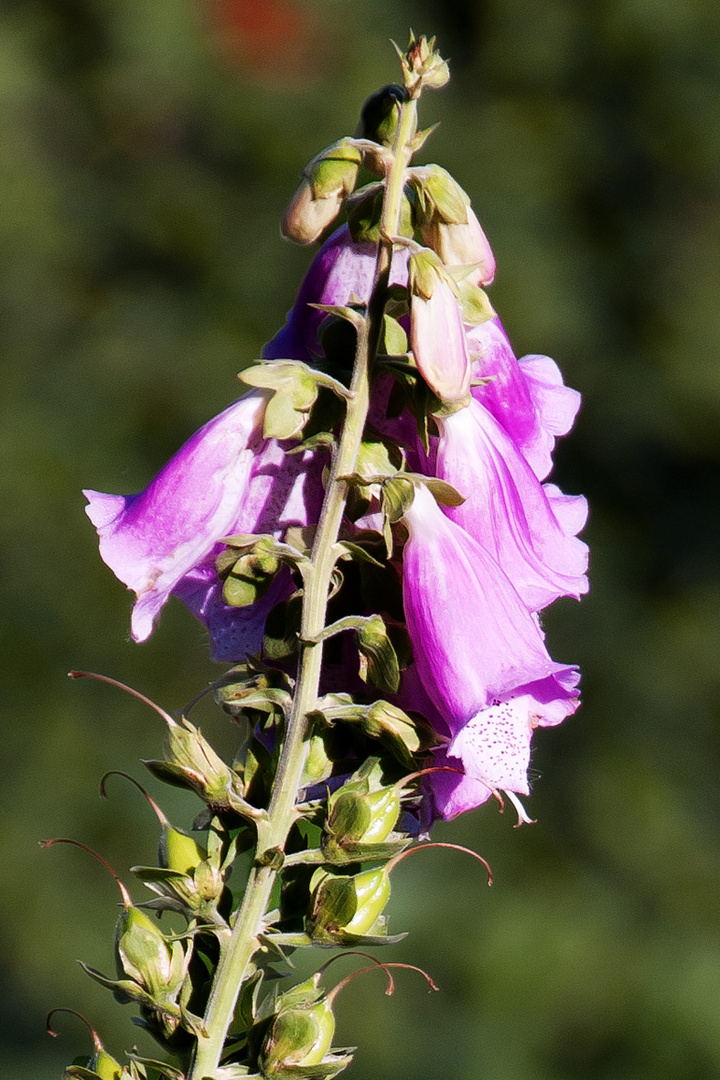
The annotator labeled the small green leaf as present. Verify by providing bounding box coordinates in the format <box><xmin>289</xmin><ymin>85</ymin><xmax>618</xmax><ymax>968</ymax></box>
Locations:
<box><xmin>381</xmin><ymin>476</ymin><xmax>416</xmax><ymax>524</ymax></box>
<box><xmin>382</xmin><ymin>314</ymin><xmax>408</xmax><ymax>356</ymax></box>
<box><xmin>334</xmin><ymin>541</ymin><xmax>385</xmax><ymax>568</ymax></box>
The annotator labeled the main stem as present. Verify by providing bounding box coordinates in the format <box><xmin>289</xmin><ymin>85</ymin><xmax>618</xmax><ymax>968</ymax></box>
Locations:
<box><xmin>188</xmin><ymin>94</ymin><xmax>418</xmax><ymax>1080</ymax></box>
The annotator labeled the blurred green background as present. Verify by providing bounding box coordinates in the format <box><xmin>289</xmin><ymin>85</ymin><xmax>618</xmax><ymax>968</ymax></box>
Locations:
<box><xmin>2</xmin><ymin>0</ymin><xmax>720</xmax><ymax>1077</ymax></box>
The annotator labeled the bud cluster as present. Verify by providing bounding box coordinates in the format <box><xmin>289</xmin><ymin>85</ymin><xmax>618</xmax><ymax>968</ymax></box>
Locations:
<box><xmin>57</xmin><ymin>33</ymin><xmax>587</xmax><ymax>1080</ymax></box>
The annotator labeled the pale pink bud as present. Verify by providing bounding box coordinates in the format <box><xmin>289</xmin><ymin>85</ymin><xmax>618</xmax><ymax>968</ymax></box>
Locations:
<box><xmin>410</xmin><ymin>256</ymin><xmax>471</xmax><ymax>404</ymax></box>
<box><xmin>421</xmin><ymin>206</ymin><xmax>496</xmax><ymax>286</ymax></box>
<box><xmin>281</xmin><ymin>179</ymin><xmax>345</xmax><ymax>246</ymax></box>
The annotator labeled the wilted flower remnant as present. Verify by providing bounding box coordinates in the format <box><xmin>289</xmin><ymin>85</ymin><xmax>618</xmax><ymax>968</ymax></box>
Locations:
<box><xmin>64</xmin><ymin>34</ymin><xmax>587</xmax><ymax>1080</ymax></box>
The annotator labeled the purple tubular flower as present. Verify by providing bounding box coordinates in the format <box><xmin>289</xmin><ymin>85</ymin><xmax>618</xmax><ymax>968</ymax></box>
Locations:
<box><xmin>435</xmin><ymin>398</ymin><xmax>588</xmax><ymax>611</ymax></box>
<box><xmin>263</xmin><ymin>224</ymin><xmax>410</xmax><ymax>362</ymax></box>
<box><xmin>84</xmin><ymin>392</ymin><xmax>325</xmax><ymax>660</ymax></box>
<box><xmin>467</xmin><ymin>317</ymin><xmax>581</xmax><ymax>481</ymax></box>
<box><xmin>401</xmin><ymin>485</ymin><xmax>579</xmax><ymax>816</ymax></box>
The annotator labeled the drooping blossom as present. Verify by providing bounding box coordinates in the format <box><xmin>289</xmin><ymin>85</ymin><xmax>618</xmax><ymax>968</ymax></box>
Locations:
<box><xmin>467</xmin><ymin>316</ymin><xmax>581</xmax><ymax>480</ymax></box>
<box><xmin>400</xmin><ymin>484</ymin><xmax>579</xmax><ymax>817</ymax></box>
<box><xmin>434</xmin><ymin>397</ymin><xmax>588</xmax><ymax>611</ymax></box>
<box><xmin>84</xmin><ymin>392</ymin><xmax>325</xmax><ymax>660</ymax></box>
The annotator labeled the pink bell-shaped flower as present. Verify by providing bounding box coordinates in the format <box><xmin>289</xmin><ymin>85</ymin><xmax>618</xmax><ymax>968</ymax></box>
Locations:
<box><xmin>84</xmin><ymin>392</ymin><xmax>325</xmax><ymax>659</ymax></box>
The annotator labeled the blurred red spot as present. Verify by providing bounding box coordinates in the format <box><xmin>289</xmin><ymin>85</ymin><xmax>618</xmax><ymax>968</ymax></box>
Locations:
<box><xmin>204</xmin><ymin>0</ymin><xmax>319</xmax><ymax>80</ymax></box>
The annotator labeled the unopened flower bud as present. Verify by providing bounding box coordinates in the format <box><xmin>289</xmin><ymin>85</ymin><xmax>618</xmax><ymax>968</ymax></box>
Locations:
<box><xmin>282</xmin><ymin>139</ymin><xmax>361</xmax><ymax>245</ymax></box>
<box><xmin>301</xmin><ymin>733</ymin><xmax>334</xmax><ymax>787</ymax></box>
<box><xmin>116</xmin><ymin>905</ymin><xmax>180</xmax><ymax>997</ymax></box>
<box><xmin>261</xmin><ymin>997</ymin><xmax>336</xmax><ymax>1073</ymax></box>
<box><xmin>401</xmin><ymin>35</ymin><xmax>450</xmax><ymax>91</ymax></box>
<box><xmin>145</xmin><ymin>716</ymin><xmax>235</xmax><ymax>806</ymax></box>
<box><xmin>193</xmin><ymin>859</ymin><xmax>224</xmax><ymax>903</ymax></box>
<box><xmin>422</xmin><ymin>205</ymin><xmax>496</xmax><ymax>286</ymax></box>
<box><xmin>310</xmin><ymin>866</ymin><xmax>391</xmax><ymax>938</ymax></box>
<box><xmin>409</xmin><ymin>165</ymin><xmax>495</xmax><ymax>286</ymax></box>
<box><xmin>356</xmin><ymin>83</ymin><xmax>406</xmax><ymax>147</ymax></box>
<box><xmin>409</xmin><ymin>251</ymin><xmax>471</xmax><ymax>404</ymax></box>
<box><xmin>328</xmin><ymin>786</ymin><xmax>400</xmax><ymax>847</ymax></box>
<box><xmin>161</xmin><ymin>826</ymin><xmax>207</xmax><ymax>876</ymax></box>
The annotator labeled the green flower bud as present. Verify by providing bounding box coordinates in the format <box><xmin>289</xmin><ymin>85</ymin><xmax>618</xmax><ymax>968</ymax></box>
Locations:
<box><xmin>144</xmin><ymin>716</ymin><xmax>235</xmax><ymax>806</ymax></box>
<box><xmin>161</xmin><ymin>826</ymin><xmax>207</xmax><ymax>875</ymax></box>
<box><xmin>301</xmin><ymin>733</ymin><xmax>334</xmax><ymax>787</ymax></box>
<box><xmin>116</xmin><ymin>905</ymin><xmax>178</xmax><ymax>995</ymax></box>
<box><xmin>311</xmin><ymin>867</ymin><xmax>391</xmax><ymax>938</ymax></box>
<box><xmin>401</xmin><ymin>35</ymin><xmax>450</xmax><ymax>91</ymax></box>
<box><xmin>356</xmin><ymin>83</ymin><xmax>406</xmax><ymax>146</ymax></box>
<box><xmin>261</xmin><ymin>997</ymin><xmax>336</xmax><ymax>1073</ymax></box>
<box><xmin>93</xmin><ymin>1050</ymin><xmax>124</xmax><ymax>1080</ymax></box>
<box><xmin>328</xmin><ymin>786</ymin><xmax>400</xmax><ymax>846</ymax></box>
<box><xmin>193</xmin><ymin>858</ymin><xmax>224</xmax><ymax>903</ymax></box>
<box><xmin>282</xmin><ymin>139</ymin><xmax>361</xmax><ymax>245</ymax></box>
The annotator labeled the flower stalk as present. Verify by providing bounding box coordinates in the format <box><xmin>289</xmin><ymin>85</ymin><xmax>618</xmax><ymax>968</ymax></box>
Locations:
<box><xmin>187</xmin><ymin>77</ymin><xmax>422</xmax><ymax>1080</ymax></box>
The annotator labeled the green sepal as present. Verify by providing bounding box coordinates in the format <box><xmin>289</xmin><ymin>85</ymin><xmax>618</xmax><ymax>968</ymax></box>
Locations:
<box><xmin>263</xmin><ymin>592</ymin><xmax>302</xmax><ymax>661</ymax></box>
<box><xmin>333</xmin><ymin>541</ymin><xmax>384</xmax><ymax>569</ymax></box>
<box><xmin>307</xmin><ymin>304</ymin><xmax>365</xmax><ymax>332</ymax></box>
<box><xmin>381</xmin><ymin>314</ymin><xmax>408</xmax><ymax>357</ymax></box>
<box><xmin>408</xmin><ymin>473</ymin><xmax>466</xmax><ymax>506</ymax></box>
<box><xmin>214</xmin><ymin>1066</ymin><xmax>259</xmax><ymax>1079</ymax></box>
<box><xmin>313</xmin><ymin>613</ymin><xmax>399</xmax><ymax>694</ymax></box>
<box><xmin>363</xmin><ymin>699</ymin><xmax>429</xmax><ymax>759</ymax></box>
<box><xmin>262</xmin><ymin>1055</ymin><xmax>354</xmax><ymax>1080</ymax></box>
<box><xmin>322</xmin><ymin>839</ymin><xmax>410</xmax><ymax>865</ymax></box>
<box><xmin>239</xmin><ymin>362</ymin><xmax>351</xmax><ymax>441</ymax></box>
<box><xmin>301</xmin><ymin>733</ymin><xmax>334</xmax><ymax>787</ymax></box>
<box><xmin>450</xmin><ymin>276</ymin><xmax>496</xmax><ymax>326</ymax></box>
<box><xmin>238</xmin><ymin>967</ymin><xmax>265</xmax><ymax>1031</ymax></box>
<box><xmin>407</xmin><ymin>123</ymin><xmax>440</xmax><ymax>154</ymax></box>
<box><xmin>308</xmin><ymin>925</ymin><xmax>407</xmax><ymax>948</ymax></box>
<box><xmin>408</xmin><ymin>247</ymin><xmax>445</xmax><ymax>300</ymax></box>
<box><xmin>307</xmin><ymin>142</ymin><xmax>361</xmax><ymax>201</ymax></box>
<box><xmin>125</xmin><ymin>1054</ymin><xmax>184</xmax><ymax>1080</ymax></box>
<box><xmin>78</xmin><ymin>962</ymin><xmax>178</xmax><ymax>1018</ymax></box>
<box><xmin>347</xmin><ymin>184</ymin><xmax>414</xmax><ymax>244</ymax></box>
<box><xmin>410</xmin><ymin>164</ymin><xmax>469</xmax><ymax>227</ymax></box>
<box><xmin>287</xmin><ymin>431</ymin><xmax>335</xmax><ymax>455</ymax></box>
<box><xmin>381</xmin><ymin>475</ymin><xmax>415</xmax><ymax>523</ymax></box>
<box><xmin>310</xmin><ymin>697</ymin><xmax>429</xmax><ymax>768</ymax></box>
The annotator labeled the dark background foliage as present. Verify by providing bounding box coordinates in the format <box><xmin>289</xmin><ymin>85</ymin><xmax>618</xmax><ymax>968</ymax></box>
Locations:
<box><xmin>2</xmin><ymin>1</ymin><xmax>720</xmax><ymax>1077</ymax></box>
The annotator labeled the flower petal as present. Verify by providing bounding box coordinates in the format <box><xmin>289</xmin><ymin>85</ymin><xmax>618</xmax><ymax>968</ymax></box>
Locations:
<box><xmin>264</xmin><ymin>224</ymin><xmax>410</xmax><ymax>362</ymax></box>
<box><xmin>467</xmin><ymin>318</ymin><xmax>581</xmax><ymax>480</ymax></box>
<box><xmin>84</xmin><ymin>393</ymin><xmax>267</xmax><ymax>642</ymax></box>
<box><xmin>436</xmin><ymin>399</ymin><xmax>588</xmax><ymax>611</ymax></box>
<box><xmin>402</xmin><ymin>485</ymin><xmax>572</xmax><ymax>729</ymax></box>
